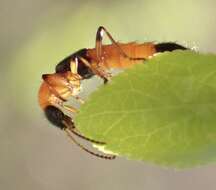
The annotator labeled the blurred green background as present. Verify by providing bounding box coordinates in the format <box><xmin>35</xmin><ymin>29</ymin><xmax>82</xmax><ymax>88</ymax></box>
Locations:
<box><xmin>1</xmin><ymin>0</ymin><xmax>216</xmax><ymax>189</ymax></box>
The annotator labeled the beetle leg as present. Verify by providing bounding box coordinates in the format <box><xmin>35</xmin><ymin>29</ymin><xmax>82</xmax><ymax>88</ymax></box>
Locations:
<box><xmin>78</xmin><ymin>56</ymin><xmax>111</xmax><ymax>83</ymax></box>
<box><xmin>70</xmin><ymin>58</ymin><xmax>78</xmax><ymax>74</ymax></box>
<box><xmin>95</xmin><ymin>26</ymin><xmax>146</xmax><ymax>62</ymax></box>
<box><xmin>63</xmin><ymin>104</ymin><xmax>78</xmax><ymax>113</ymax></box>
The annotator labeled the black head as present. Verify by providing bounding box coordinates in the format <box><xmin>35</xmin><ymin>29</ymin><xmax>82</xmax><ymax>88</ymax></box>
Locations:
<box><xmin>44</xmin><ymin>106</ymin><xmax>66</xmax><ymax>129</ymax></box>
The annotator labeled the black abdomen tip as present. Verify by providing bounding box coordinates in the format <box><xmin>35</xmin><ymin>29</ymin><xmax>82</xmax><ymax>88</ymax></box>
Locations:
<box><xmin>44</xmin><ymin>106</ymin><xmax>65</xmax><ymax>129</ymax></box>
<box><xmin>155</xmin><ymin>42</ymin><xmax>187</xmax><ymax>53</ymax></box>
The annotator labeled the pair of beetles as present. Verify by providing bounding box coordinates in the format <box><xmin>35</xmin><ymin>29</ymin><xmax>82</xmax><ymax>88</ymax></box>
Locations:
<box><xmin>38</xmin><ymin>26</ymin><xmax>188</xmax><ymax>159</ymax></box>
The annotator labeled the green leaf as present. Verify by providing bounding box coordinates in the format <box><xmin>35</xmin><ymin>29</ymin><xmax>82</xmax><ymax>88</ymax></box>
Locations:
<box><xmin>75</xmin><ymin>51</ymin><xmax>216</xmax><ymax>168</ymax></box>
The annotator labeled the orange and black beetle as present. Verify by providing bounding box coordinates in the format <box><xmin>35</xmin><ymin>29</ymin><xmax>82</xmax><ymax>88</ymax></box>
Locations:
<box><xmin>38</xmin><ymin>26</ymin><xmax>187</xmax><ymax>159</ymax></box>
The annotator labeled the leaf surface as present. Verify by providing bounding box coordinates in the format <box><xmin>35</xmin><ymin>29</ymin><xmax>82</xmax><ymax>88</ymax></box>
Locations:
<box><xmin>75</xmin><ymin>51</ymin><xmax>216</xmax><ymax>168</ymax></box>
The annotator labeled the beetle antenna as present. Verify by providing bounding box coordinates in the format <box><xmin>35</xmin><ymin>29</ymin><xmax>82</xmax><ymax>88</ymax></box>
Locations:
<box><xmin>62</xmin><ymin>119</ymin><xmax>105</xmax><ymax>144</ymax></box>
<box><xmin>68</xmin><ymin>127</ymin><xmax>105</xmax><ymax>145</ymax></box>
<box><xmin>64</xmin><ymin>128</ymin><xmax>116</xmax><ymax>160</ymax></box>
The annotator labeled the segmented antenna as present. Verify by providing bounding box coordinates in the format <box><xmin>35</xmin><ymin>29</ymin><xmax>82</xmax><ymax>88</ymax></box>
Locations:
<box><xmin>64</xmin><ymin>128</ymin><xmax>116</xmax><ymax>160</ymax></box>
<box><xmin>63</xmin><ymin>120</ymin><xmax>105</xmax><ymax>144</ymax></box>
<box><xmin>68</xmin><ymin>126</ymin><xmax>105</xmax><ymax>145</ymax></box>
